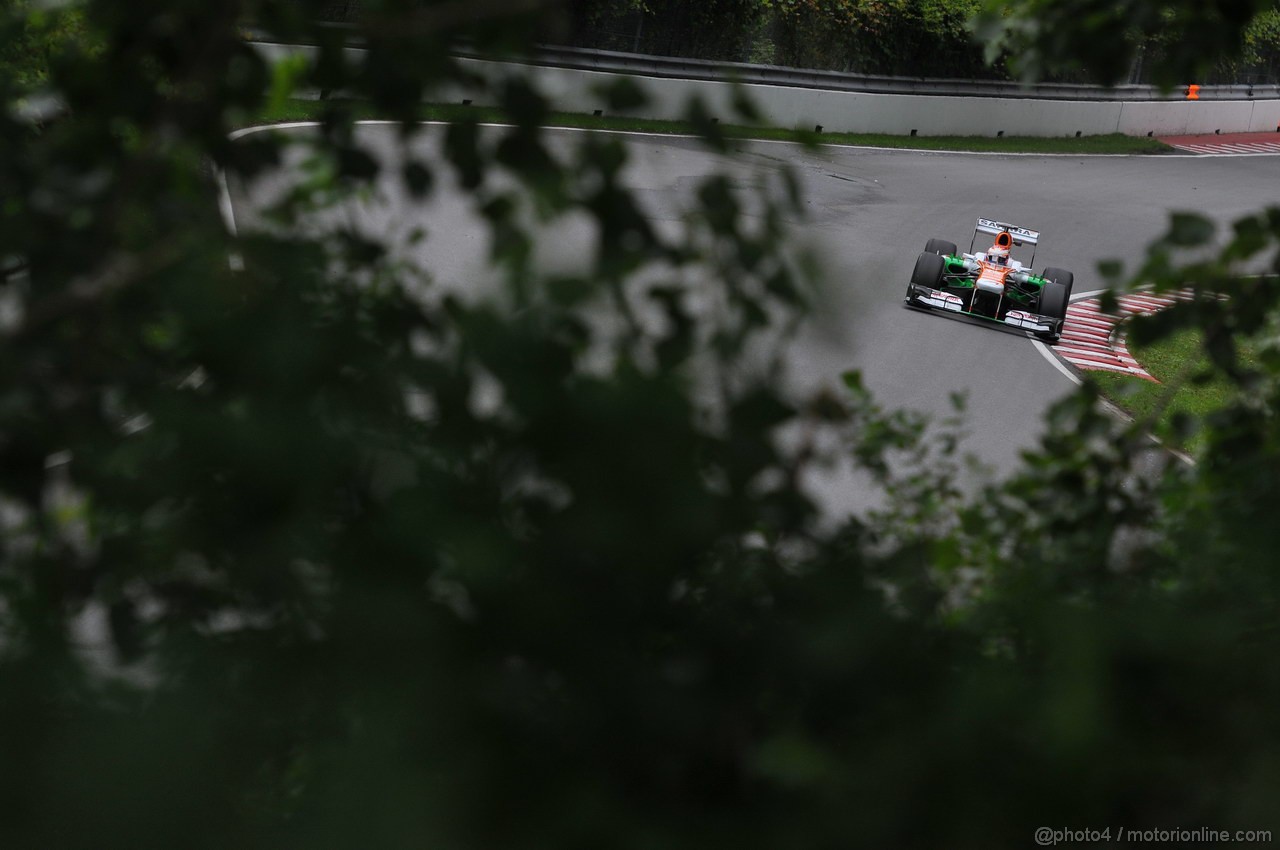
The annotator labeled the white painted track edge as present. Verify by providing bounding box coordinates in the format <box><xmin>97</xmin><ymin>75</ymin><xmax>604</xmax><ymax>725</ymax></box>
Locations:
<box><xmin>229</xmin><ymin>119</ymin><xmax>1199</xmax><ymax>158</ymax></box>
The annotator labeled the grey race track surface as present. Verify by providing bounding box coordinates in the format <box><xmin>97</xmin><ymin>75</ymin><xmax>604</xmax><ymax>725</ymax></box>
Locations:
<box><xmin>228</xmin><ymin>124</ymin><xmax>1280</xmax><ymax>515</ymax></box>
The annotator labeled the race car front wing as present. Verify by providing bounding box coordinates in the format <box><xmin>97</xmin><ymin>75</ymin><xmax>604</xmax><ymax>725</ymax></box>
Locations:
<box><xmin>906</xmin><ymin>283</ymin><xmax>1062</xmax><ymax>339</ymax></box>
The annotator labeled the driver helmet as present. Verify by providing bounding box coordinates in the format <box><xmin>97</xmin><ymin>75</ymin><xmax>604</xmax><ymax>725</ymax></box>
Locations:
<box><xmin>988</xmin><ymin>231</ymin><xmax>1012</xmax><ymax>264</ymax></box>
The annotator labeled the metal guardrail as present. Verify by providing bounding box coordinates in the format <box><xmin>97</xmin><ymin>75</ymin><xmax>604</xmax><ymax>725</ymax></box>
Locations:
<box><xmin>468</xmin><ymin>44</ymin><xmax>1280</xmax><ymax>103</ymax></box>
<box><xmin>258</xmin><ymin>26</ymin><xmax>1280</xmax><ymax>103</ymax></box>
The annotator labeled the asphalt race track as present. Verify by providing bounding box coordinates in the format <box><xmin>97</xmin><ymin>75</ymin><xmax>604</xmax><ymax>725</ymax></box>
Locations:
<box><xmin>228</xmin><ymin>124</ymin><xmax>1280</xmax><ymax>514</ymax></box>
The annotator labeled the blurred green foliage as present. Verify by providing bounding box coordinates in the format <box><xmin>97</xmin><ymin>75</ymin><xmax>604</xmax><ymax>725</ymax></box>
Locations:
<box><xmin>0</xmin><ymin>0</ymin><xmax>94</xmax><ymax>89</ymax></box>
<box><xmin>568</xmin><ymin>0</ymin><xmax>999</xmax><ymax>77</ymax></box>
<box><xmin>567</xmin><ymin>0</ymin><xmax>1280</xmax><ymax>83</ymax></box>
<box><xmin>3</xmin><ymin>1</ymin><xmax>1280</xmax><ymax>848</ymax></box>
<box><xmin>972</xmin><ymin>0</ymin><xmax>1280</xmax><ymax>85</ymax></box>
<box><xmin>567</xmin><ymin>0</ymin><xmax>769</xmax><ymax>65</ymax></box>
<box><xmin>762</xmin><ymin>0</ymin><xmax>996</xmax><ymax>78</ymax></box>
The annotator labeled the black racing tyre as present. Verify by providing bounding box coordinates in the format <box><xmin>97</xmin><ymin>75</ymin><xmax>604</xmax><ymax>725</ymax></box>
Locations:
<box><xmin>1040</xmin><ymin>267</ymin><xmax>1075</xmax><ymax>304</ymax></box>
<box><xmin>924</xmin><ymin>238</ymin><xmax>958</xmax><ymax>257</ymax></box>
<box><xmin>910</xmin><ymin>251</ymin><xmax>945</xmax><ymax>289</ymax></box>
<box><xmin>1039</xmin><ymin>280</ymin><xmax>1070</xmax><ymax>322</ymax></box>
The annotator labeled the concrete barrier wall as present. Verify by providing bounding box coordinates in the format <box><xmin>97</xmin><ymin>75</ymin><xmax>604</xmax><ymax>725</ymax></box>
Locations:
<box><xmin>1248</xmin><ymin>99</ymin><xmax>1280</xmax><ymax>132</ymax></box>
<box><xmin>1113</xmin><ymin>100</ymin><xmax>1270</xmax><ymax>136</ymax></box>
<box><xmin>254</xmin><ymin>42</ymin><xmax>1280</xmax><ymax>139</ymax></box>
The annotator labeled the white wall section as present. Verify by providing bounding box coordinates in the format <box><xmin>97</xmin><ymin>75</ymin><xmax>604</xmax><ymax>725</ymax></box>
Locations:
<box><xmin>252</xmin><ymin>41</ymin><xmax>1280</xmax><ymax>138</ymax></box>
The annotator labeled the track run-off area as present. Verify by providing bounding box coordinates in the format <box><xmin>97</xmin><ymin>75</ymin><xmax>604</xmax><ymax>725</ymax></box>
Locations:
<box><xmin>1159</xmin><ymin>130</ymin><xmax>1280</xmax><ymax>155</ymax></box>
<box><xmin>227</xmin><ymin>124</ymin><xmax>1280</xmax><ymax>513</ymax></box>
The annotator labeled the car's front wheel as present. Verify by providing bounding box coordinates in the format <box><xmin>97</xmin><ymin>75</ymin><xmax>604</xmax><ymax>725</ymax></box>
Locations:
<box><xmin>907</xmin><ymin>251</ymin><xmax>945</xmax><ymax>302</ymax></box>
<box><xmin>1039</xmin><ymin>267</ymin><xmax>1075</xmax><ymax>306</ymax></box>
<box><xmin>1037</xmin><ymin>269</ymin><xmax>1074</xmax><ymax>341</ymax></box>
<box><xmin>1038</xmin><ymin>268</ymin><xmax>1074</xmax><ymax>315</ymax></box>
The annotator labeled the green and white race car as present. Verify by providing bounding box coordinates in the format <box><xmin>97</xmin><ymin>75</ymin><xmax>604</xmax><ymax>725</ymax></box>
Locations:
<box><xmin>904</xmin><ymin>218</ymin><xmax>1074</xmax><ymax>343</ymax></box>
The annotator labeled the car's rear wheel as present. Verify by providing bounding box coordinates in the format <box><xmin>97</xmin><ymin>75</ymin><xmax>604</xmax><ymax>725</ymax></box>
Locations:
<box><xmin>924</xmin><ymin>238</ymin><xmax>958</xmax><ymax>257</ymax></box>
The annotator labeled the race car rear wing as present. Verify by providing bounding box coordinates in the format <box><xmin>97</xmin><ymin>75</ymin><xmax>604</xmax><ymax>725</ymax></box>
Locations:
<box><xmin>969</xmin><ymin>217</ymin><xmax>1040</xmax><ymax>265</ymax></box>
<box><xmin>974</xmin><ymin>218</ymin><xmax>1038</xmax><ymax>245</ymax></box>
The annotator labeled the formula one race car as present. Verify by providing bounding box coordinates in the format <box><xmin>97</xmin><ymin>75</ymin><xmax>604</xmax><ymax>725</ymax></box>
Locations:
<box><xmin>904</xmin><ymin>218</ymin><xmax>1074</xmax><ymax>343</ymax></box>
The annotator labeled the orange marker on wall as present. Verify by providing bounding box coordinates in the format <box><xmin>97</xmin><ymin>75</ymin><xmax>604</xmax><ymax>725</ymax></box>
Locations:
<box><xmin>1185</xmin><ymin>84</ymin><xmax>1200</xmax><ymax>100</ymax></box>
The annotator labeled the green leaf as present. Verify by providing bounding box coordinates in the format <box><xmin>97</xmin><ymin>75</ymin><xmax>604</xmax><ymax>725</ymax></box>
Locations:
<box><xmin>1166</xmin><ymin>212</ymin><xmax>1214</xmax><ymax>247</ymax></box>
<box><xmin>267</xmin><ymin>52</ymin><xmax>310</xmax><ymax>116</ymax></box>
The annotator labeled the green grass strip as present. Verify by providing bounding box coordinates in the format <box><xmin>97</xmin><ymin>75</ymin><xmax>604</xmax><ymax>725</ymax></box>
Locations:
<box><xmin>247</xmin><ymin>98</ymin><xmax>1175</xmax><ymax>155</ymax></box>
<box><xmin>1089</xmin><ymin>326</ymin><xmax>1258</xmax><ymax>454</ymax></box>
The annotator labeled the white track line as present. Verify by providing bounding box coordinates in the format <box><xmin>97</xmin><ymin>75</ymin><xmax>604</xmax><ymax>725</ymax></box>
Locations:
<box><xmin>1031</xmin><ymin>288</ymin><xmax>1168</xmax><ymax>384</ymax></box>
<box><xmin>216</xmin><ymin>169</ymin><xmax>246</xmax><ymax>271</ymax></box>
<box><xmin>230</xmin><ymin>118</ymin><xmax>1215</xmax><ymax>158</ymax></box>
<box><xmin>1030</xmin><ymin>290</ymin><xmax>1099</xmax><ymax>386</ymax></box>
<box><xmin>1033</xmin><ymin>290</ymin><xmax>1195</xmax><ymax>466</ymax></box>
